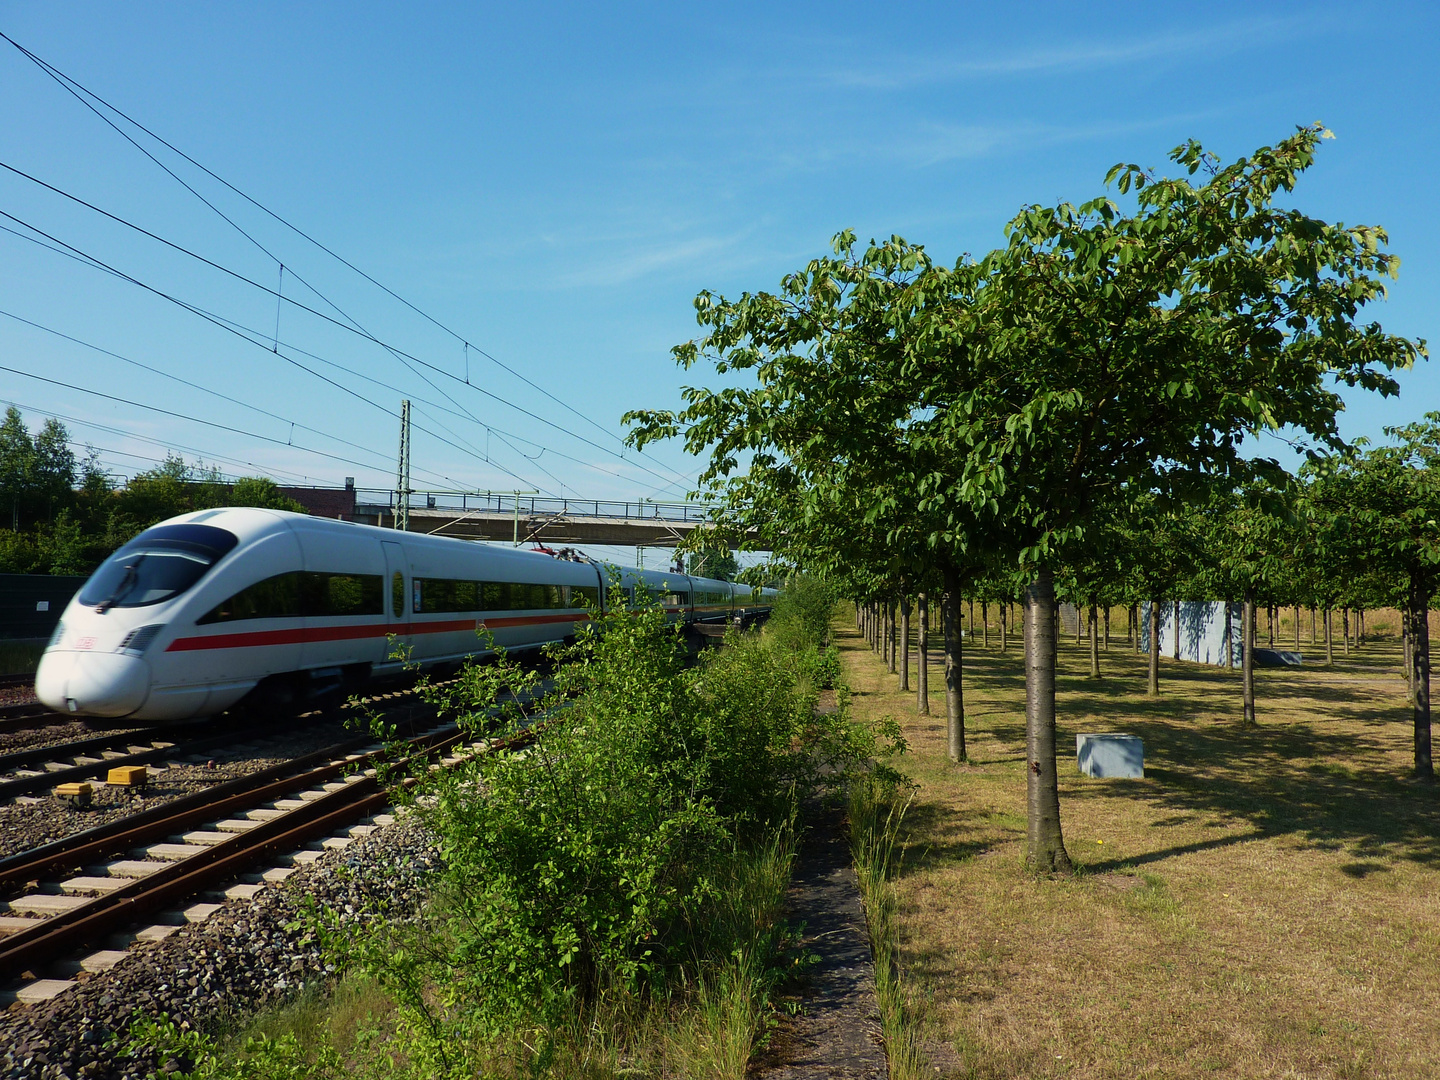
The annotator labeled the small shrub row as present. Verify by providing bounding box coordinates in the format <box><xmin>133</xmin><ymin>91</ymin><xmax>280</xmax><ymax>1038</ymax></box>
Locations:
<box><xmin>127</xmin><ymin>578</ymin><xmax>892</xmax><ymax>1078</ymax></box>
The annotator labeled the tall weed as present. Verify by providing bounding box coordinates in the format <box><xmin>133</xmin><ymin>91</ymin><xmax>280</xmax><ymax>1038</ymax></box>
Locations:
<box><xmin>850</xmin><ymin>776</ymin><xmax>926</xmax><ymax>1080</ymax></box>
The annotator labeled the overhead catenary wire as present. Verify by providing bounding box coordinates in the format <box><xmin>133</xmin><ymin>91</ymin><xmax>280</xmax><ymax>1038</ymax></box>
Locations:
<box><xmin>0</xmin><ymin>363</ymin><xmax>418</xmax><ymax>476</ymax></box>
<box><xmin>0</xmin><ymin>29</ymin><xmax>696</xmax><ymax>485</ymax></box>
<box><xmin>0</xmin><ymin>211</ymin><xmax>690</xmax><ymax>499</ymax></box>
<box><xmin>0</xmin><ymin>154</ymin><xmax>697</xmax><ymax>494</ymax></box>
<box><xmin>0</xmin><ymin>307</ymin><xmax>400</xmax><ymax>471</ymax></box>
<box><xmin>0</xmin><ymin>396</ymin><xmax>332</xmax><ymax>486</ymax></box>
<box><xmin>0</xmin><ymin>215</ymin><xmax>557</xmax><ymax>495</ymax></box>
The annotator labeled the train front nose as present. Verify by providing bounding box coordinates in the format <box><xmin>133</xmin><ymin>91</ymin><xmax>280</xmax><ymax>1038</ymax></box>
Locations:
<box><xmin>35</xmin><ymin>651</ymin><xmax>151</xmax><ymax>718</ymax></box>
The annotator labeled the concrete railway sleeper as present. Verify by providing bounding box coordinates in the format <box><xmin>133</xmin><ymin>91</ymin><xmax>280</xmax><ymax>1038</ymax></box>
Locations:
<box><xmin>0</xmin><ymin>678</ymin><xmax>450</xmax><ymax>802</ymax></box>
<box><xmin>0</xmin><ymin>716</ymin><xmax>518</xmax><ymax>1002</ymax></box>
<box><xmin>0</xmin><ymin>702</ymin><xmax>53</xmax><ymax>731</ymax></box>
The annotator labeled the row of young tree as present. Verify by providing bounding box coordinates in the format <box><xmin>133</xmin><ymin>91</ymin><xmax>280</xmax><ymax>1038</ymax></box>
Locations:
<box><xmin>851</xmin><ymin>434</ymin><xmax>1440</xmax><ymax>755</ymax></box>
<box><xmin>626</xmin><ymin>126</ymin><xmax>1431</xmax><ymax>875</ymax></box>
<box><xmin>0</xmin><ymin>405</ymin><xmax>305</xmax><ymax>575</ymax></box>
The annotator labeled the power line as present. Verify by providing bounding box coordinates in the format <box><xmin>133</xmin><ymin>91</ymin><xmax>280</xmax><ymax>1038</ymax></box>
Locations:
<box><xmin>0</xmin><ymin>215</ymin><xmax>555</xmax><ymax>494</ymax></box>
<box><xmin>0</xmin><ymin>28</ymin><xmax>692</xmax><ymax>480</ymax></box>
<box><xmin>0</xmin><ymin>33</ymin><xmax>699</xmax><ymax>490</ymax></box>
<box><xmin>0</xmin><ymin>396</ymin><xmax>325</xmax><ymax>485</ymax></box>
<box><xmin>0</xmin><ymin>363</ymin><xmax>405</xmax><ymax>475</ymax></box>
<box><xmin>0</xmin><ymin>214</ymin><xmax>684</xmax><ymax>497</ymax></box>
<box><xmin>0</xmin><ymin>158</ymin><xmax>693</xmax><ymax>493</ymax></box>
<box><xmin>0</xmin><ymin>306</ymin><xmax>398</xmax><ymax>472</ymax></box>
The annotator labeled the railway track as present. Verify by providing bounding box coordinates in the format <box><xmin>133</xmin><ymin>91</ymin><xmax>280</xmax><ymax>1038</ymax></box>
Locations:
<box><xmin>0</xmin><ymin>672</ymin><xmax>52</xmax><ymax>734</ymax></box>
<box><xmin>0</xmin><ymin>677</ymin><xmax>449</xmax><ymax>802</ymax></box>
<box><xmin>0</xmin><ymin>717</ymin><xmax>505</xmax><ymax>1002</ymax></box>
<box><xmin>0</xmin><ymin>678</ymin><xmax>545</xmax><ymax>1004</ymax></box>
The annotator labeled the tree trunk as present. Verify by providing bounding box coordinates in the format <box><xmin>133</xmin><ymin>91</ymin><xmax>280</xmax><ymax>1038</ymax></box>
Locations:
<box><xmin>1295</xmin><ymin>605</ymin><xmax>1301</xmax><ymax>650</ymax></box>
<box><xmin>917</xmin><ymin>591</ymin><xmax>930</xmax><ymax>715</ymax></box>
<box><xmin>900</xmin><ymin>596</ymin><xmax>911</xmax><ymax>692</ymax></box>
<box><xmin>1088</xmin><ymin>604</ymin><xmax>1100</xmax><ymax>678</ymax></box>
<box><xmin>1148</xmin><ymin>601</ymin><xmax>1160</xmax><ymax>696</ymax></box>
<box><xmin>1172</xmin><ymin>600</ymin><xmax>1181</xmax><ymax>660</ymax></box>
<box><xmin>969</xmin><ymin>598</ymin><xmax>976</xmax><ymax>639</ymax></box>
<box><xmin>1343</xmin><ymin>607</ymin><xmax>1350</xmax><ymax>657</ymax></box>
<box><xmin>1311</xmin><ymin>606</ymin><xmax>1317</xmax><ymax>645</ymax></box>
<box><xmin>1132</xmin><ymin>604</ymin><xmax>1140</xmax><ymax>653</ymax></box>
<box><xmin>1411</xmin><ymin>572</ymin><xmax>1434</xmax><ymax>781</ymax></box>
<box><xmin>1024</xmin><ymin>566</ymin><xmax>1072</xmax><ymax>874</ymax></box>
<box><xmin>1000</xmin><ymin>602</ymin><xmax>1008</xmax><ymax>653</ymax></box>
<box><xmin>1076</xmin><ymin>603</ymin><xmax>1083</xmax><ymax>644</ymax></box>
<box><xmin>1404</xmin><ymin>608</ymin><xmax>1413</xmax><ymax>690</ymax></box>
<box><xmin>942</xmin><ymin>566</ymin><xmax>966</xmax><ymax>763</ymax></box>
<box><xmin>1103</xmin><ymin>606</ymin><xmax>1110</xmax><ymax>651</ymax></box>
<box><xmin>982</xmin><ymin>601</ymin><xmax>989</xmax><ymax>649</ymax></box>
<box><xmin>1242</xmin><ymin>591</ymin><xmax>1257</xmax><ymax>727</ymax></box>
<box><xmin>1267</xmin><ymin>604</ymin><xmax>1275</xmax><ymax>647</ymax></box>
<box><xmin>1359</xmin><ymin>608</ymin><xmax>1366</xmax><ymax>645</ymax></box>
<box><xmin>1224</xmin><ymin>602</ymin><xmax>1234</xmax><ymax>669</ymax></box>
<box><xmin>887</xmin><ymin>599</ymin><xmax>897</xmax><ymax>674</ymax></box>
<box><xmin>1325</xmin><ymin>607</ymin><xmax>1333</xmax><ymax>665</ymax></box>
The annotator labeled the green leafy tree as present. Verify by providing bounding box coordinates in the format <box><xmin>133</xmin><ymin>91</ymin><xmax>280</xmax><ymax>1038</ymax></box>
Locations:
<box><xmin>1307</xmin><ymin>418</ymin><xmax>1440</xmax><ymax>781</ymax></box>
<box><xmin>230</xmin><ymin>476</ymin><xmax>307</xmax><ymax>513</ymax></box>
<box><xmin>899</xmin><ymin>126</ymin><xmax>1420</xmax><ymax>870</ymax></box>
<box><xmin>631</xmin><ymin>126</ymin><xmax>1421</xmax><ymax>873</ymax></box>
<box><xmin>0</xmin><ymin>406</ymin><xmax>34</xmax><ymax>531</ymax></box>
<box><xmin>686</xmin><ymin>541</ymin><xmax>739</xmax><ymax>581</ymax></box>
<box><xmin>1212</xmin><ymin>483</ymin><xmax>1295</xmax><ymax>725</ymax></box>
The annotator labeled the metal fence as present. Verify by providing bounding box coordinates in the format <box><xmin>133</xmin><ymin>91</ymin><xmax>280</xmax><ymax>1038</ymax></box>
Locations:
<box><xmin>1</xmin><ymin>573</ymin><xmax>86</xmax><ymax>640</ymax></box>
<box><xmin>353</xmin><ymin>489</ymin><xmax>719</xmax><ymax>523</ymax></box>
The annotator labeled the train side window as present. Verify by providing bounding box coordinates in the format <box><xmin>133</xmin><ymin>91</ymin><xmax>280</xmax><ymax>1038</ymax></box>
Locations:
<box><xmin>198</xmin><ymin>571</ymin><xmax>382</xmax><ymax>623</ymax></box>
<box><xmin>313</xmin><ymin>573</ymin><xmax>383</xmax><ymax>617</ymax></box>
<box><xmin>392</xmin><ymin>573</ymin><xmax>405</xmax><ymax>618</ymax></box>
<box><xmin>408</xmin><ymin>577</ymin><xmax>590</xmax><ymax>614</ymax></box>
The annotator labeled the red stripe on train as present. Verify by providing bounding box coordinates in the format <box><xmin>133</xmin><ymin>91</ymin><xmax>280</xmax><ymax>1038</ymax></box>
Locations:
<box><xmin>165</xmin><ymin>612</ymin><xmax>590</xmax><ymax>652</ymax></box>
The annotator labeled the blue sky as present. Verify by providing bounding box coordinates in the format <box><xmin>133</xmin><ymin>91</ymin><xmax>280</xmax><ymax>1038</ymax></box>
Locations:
<box><xmin>1</xmin><ymin>2</ymin><xmax>1436</xmax><ymax>563</ymax></box>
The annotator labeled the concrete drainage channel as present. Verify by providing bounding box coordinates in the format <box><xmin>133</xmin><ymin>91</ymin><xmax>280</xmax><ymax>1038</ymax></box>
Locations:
<box><xmin>0</xmin><ymin>718</ymin><xmax>488</xmax><ymax>1007</ymax></box>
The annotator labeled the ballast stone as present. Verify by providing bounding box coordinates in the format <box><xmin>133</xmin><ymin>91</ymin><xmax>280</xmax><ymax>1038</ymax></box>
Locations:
<box><xmin>1077</xmin><ymin>733</ymin><xmax>1144</xmax><ymax>778</ymax></box>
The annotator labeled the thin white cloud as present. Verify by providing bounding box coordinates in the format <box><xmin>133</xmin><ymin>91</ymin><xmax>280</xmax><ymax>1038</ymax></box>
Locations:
<box><xmin>822</xmin><ymin>17</ymin><xmax>1314</xmax><ymax>90</ymax></box>
<box><xmin>555</xmin><ymin>229</ymin><xmax>771</xmax><ymax>288</ymax></box>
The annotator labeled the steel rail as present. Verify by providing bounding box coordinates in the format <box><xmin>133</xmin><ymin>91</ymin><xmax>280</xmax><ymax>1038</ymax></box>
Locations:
<box><xmin>0</xmin><ymin>733</ymin><xmax>376</xmax><ymax>889</ymax></box>
<box><xmin>0</xmin><ymin>722</ymin><xmax>478</xmax><ymax>983</ymax></box>
<box><xmin>0</xmin><ymin>703</ymin><xmax>51</xmax><ymax>730</ymax></box>
<box><xmin>0</xmin><ymin>724</ymin><xmax>197</xmax><ymax>776</ymax></box>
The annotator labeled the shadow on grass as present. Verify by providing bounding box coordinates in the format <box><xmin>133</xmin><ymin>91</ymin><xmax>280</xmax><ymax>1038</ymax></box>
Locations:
<box><xmin>878</xmin><ymin>630</ymin><xmax>1440</xmax><ymax>874</ymax></box>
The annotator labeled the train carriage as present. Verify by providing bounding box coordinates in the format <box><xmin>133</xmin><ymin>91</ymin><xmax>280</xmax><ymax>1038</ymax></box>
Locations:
<box><xmin>36</xmin><ymin>507</ymin><xmax>777</xmax><ymax>721</ymax></box>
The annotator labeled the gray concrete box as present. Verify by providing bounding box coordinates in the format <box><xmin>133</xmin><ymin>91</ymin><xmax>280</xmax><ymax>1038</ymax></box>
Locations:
<box><xmin>1077</xmin><ymin>733</ymin><xmax>1144</xmax><ymax>778</ymax></box>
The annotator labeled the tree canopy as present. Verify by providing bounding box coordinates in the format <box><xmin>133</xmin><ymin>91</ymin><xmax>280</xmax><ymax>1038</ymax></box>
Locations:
<box><xmin>627</xmin><ymin>125</ymin><xmax>1427</xmax><ymax>869</ymax></box>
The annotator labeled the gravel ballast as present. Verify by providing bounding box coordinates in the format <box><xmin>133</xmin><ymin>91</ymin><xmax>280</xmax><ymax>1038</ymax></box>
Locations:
<box><xmin>0</xmin><ymin>811</ymin><xmax>439</xmax><ymax>1080</ymax></box>
<box><xmin>0</xmin><ymin>717</ymin><xmax>369</xmax><ymax>861</ymax></box>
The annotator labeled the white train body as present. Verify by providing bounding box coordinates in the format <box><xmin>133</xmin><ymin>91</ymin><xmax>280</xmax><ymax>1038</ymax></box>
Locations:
<box><xmin>35</xmin><ymin>508</ymin><xmax>776</xmax><ymax>721</ymax></box>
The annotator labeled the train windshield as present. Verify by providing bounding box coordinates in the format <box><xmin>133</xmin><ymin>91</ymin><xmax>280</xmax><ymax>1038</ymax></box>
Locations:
<box><xmin>78</xmin><ymin>524</ymin><xmax>239</xmax><ymax>611</ymax></box>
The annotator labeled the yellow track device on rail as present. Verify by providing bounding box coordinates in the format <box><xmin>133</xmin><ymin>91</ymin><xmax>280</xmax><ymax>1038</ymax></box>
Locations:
<box><xmin>107</xmin><ymin>765</ymin><xmax>148</xmax><ymax>788</ymax></box>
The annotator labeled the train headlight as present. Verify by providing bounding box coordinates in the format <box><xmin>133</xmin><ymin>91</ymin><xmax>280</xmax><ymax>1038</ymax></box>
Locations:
<box><xmin>118</xmin><ymin>624</ymin><xmax>164</xmax><ymax>657</ymax></box>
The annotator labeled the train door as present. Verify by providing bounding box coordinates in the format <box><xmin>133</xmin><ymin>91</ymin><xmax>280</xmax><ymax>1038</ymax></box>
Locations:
<box><xmin>382</xmin><ymin>541</ymin><xmax>412</xmax><ymax>667</ymax></box>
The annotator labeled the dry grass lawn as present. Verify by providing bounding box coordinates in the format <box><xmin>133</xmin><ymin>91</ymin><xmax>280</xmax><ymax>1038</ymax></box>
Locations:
<box><xmin>838</xmin><ymin>615</ymin><xmax>1440</xmax><ymax>1080</ymax></box>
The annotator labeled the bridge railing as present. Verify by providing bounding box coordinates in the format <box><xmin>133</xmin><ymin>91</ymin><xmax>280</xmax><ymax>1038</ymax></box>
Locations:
<box><xmin>353</xmin><ymin>488</ymin><xmax>719</xmax><ymax>524</ymax></box>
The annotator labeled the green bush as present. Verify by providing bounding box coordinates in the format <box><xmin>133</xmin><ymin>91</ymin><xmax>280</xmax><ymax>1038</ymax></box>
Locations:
<box><xmin>124</xmin><ymin>581</ymin><xmax>898</xmax><ymax>1077</ymax></box>
<box><xmin>333</xmin><ymin>588</ymin><xmax>874</xmax><ymax>1041</ymax></box>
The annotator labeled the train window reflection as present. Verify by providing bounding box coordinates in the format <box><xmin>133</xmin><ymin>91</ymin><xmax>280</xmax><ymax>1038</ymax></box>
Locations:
<box><xmin>198</xmin><ymin>571</ymin><xmax>384</xmax><ymax>623</ymax></box>
<box><xmin>80</xmin><ymin>524</ymin><xmax>239</xmax><ymax>610</ymax></box>
<box><xmin>412</xmin><ymin>578</ymin><xmax>598</xmax><ymax>614</ymax></box>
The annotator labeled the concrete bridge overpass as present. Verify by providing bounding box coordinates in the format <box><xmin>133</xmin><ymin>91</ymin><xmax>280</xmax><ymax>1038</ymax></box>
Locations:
<box><xmin>324</xmin><ymin>487</ymin><xmax>763</xmax><ymax>549</ymax></box>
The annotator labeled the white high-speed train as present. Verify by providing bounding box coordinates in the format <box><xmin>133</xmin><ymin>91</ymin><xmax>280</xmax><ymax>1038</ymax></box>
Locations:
<box><xmin>35</xmin><ymin>508</ymin><xmax>775</xmax><ymax>721</ymax></box>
